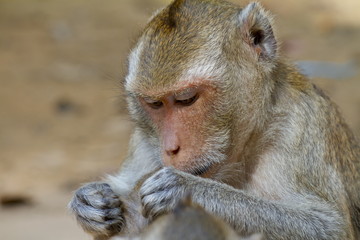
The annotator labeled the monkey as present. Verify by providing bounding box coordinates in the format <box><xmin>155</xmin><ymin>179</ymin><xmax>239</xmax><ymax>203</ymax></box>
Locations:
<box><xmin>69</xmin><ymin>0</ymin><xmax>360</xmax><ymax>239</ymax></box>
<box><xmin>136</xmin><ymin>196</ymin><xmax>263</xmax><ymax>240</ymax></box>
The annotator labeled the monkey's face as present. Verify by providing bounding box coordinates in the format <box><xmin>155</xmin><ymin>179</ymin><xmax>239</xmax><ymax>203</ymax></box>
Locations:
<box><xmin>124</xmin><ymin>0</ymin><xmax>278</xmax><ymax>176</ymax></box>
<box><xmin>136</xmin><ymin>82</ymin><xmax>230</xmax><ymax>176</ymax></box>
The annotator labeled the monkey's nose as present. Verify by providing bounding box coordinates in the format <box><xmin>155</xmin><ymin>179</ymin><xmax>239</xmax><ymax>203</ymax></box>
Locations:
<box><xmin>166</xmin><ymin>146</ymin><xmax>180</xmax><ymax>156</ymax></box>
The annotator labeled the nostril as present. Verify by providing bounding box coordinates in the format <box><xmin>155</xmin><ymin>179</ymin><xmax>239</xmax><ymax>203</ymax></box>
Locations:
<box><xmin>173</xmin><ymin>146</ymin><xmax>180</xmax><ymax>155</ymax></box>
<box><xmin>167</xmin><ymin>146</ymin><xmax>180</xmax><ymax>156</ymax></box>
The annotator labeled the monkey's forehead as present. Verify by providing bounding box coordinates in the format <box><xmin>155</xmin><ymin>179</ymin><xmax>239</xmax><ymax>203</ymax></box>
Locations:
<box><xmin>127</xmin><ymin>80</ymin><xmax>220</xmax><ymax>99</ymax></box>
<box><xmin>156</xmin><ymin>0</ymin><xmax>240</xmax><ymax>27</ymax></box>
<box><xmin>125</xmin><ymin>1</ymin><xmax>241</xmax><ymax>92</ymax></box>
<box><xmin>124</xmin><ymin>35</ymin><xmax>227</xmax><ymax>94</ymax></box>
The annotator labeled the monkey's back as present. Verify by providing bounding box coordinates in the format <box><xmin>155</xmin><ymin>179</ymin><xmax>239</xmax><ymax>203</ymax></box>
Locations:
<box><xmin>309</xmin><ymin>84</ymin><xmax>360</xmax><ymax>233</ymax></box>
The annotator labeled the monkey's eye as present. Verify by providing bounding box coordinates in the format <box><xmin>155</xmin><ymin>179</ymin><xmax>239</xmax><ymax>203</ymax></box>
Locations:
<box><xmin>143</xmin><ymin>98</ymin><xmax>163</xmax><ymax>109</ymax></box>
<box><xmin>175</xmin><ymin>91</ymin><xmax>199</xmax><ymax>106</ymax></box>
<box><xmin>149</xmin><ymin>101</ymin><xmax>163</xmax><ymax>109</ymax></box>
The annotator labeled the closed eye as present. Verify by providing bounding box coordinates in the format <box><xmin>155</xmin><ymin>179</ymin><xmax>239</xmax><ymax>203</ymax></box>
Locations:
<box><xmin>147</xmin><ymin>101</ymin><xmax>163</xmax><ymax>109</ymax></box>
<box><xmin>143</xmin><ymin>97</ymin><xmax>163</xmax><ymax>109</ymax></box>
<box><xmin>175</xmin><ymin>94</ymin><xmax>198</xmax><ymax>106</ymax></box>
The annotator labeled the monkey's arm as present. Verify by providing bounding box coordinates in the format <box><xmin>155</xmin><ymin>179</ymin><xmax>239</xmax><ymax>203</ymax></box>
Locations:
<box><xmin>69</xmin><ymin>129</ymin><xmax>162</xmax><ymax>238</ymax></box>
<box><xmin>106</xmin><ymin>129</ymin><xmax>162</xmax><ymax>196</ymax></box>
<box><xmin>140</xmin><ymin>167</ymin><xmax>347</xmax><ymax>240</ymax></box>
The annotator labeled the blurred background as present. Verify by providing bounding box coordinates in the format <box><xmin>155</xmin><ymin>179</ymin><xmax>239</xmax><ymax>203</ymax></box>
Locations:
<box><xmin>0</xmin><ymin>0</ymin><xmax>359</xmax><ymax>239</ymax></box>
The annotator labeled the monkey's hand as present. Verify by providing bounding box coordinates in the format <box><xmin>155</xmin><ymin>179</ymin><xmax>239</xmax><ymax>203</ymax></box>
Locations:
<box><xmin>140</xmin><ymin>167</ymin><xmax>194</xmax><ymax>219</ymax></box>
<box><xmin>69</xmin><ymin>182</ymin><xmax>124</xmax><ymax>238</ymax></box>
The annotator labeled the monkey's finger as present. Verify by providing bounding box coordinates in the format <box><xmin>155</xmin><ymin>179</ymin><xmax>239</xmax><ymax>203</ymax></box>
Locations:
<box><xmin>76</xmin><ymin>184</ymin><xmax>122</xmax><ymax>209</ymax></box>
<box><xmin>78</xmin><ymin>182</ymin><xmax>114</xmax><ymax>197</ymax></box>
<box><xmin>140</xmin><ymin>168</ymin><xmax>179</xmax><ymax>197</ymax></box>
<box><xmin>76</xmin><ymin>214</ymin><xmax>124</xmax><ymax>236</ymax></box>
<box><xmin>139</xmin><ymin>185</ymin><xmax>167</xmax><ymax>200</ymax></box>
<box><xmin>141</xmin><ymin>195</ymin><xmax>156</xmax><ymax>219</ymax></box>
<box><xmin>141</xmin><ymin>207</ymin><xmax>150</xmax><ymax>219</ymax></box>
<box><xmin>140</xmin><ymin>180</ymin><xmax>168</xmax><ymax>198</ymax></box>
<box><xmin>70</xmin><ymin>195</ymin><xmax>123</xmax><ymax>222</ymax></box>
<box><xmin>141</xmin><ymin>203</ymin><xmax>158</xmax><ymax>219</ymax></box>
<box><xmin>142</xmin><ymin>204</ymin><xmax>167</xmax><ymax>220</ymax></box>
<box><xmin>141</xmin><ymin>193</ymin><xmax>169</xmax><ymax>219</ymax></box>
<box><xmin>84</xmin><ymin>194</ymin><xmax>122</xmax><ymax>210</ymax></box>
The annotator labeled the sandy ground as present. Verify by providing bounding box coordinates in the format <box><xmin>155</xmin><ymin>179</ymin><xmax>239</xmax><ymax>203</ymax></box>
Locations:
<box><xmin>0</xmin><ymin>0</ymin><xmax>359</xmax><ymax>239</ymax></box>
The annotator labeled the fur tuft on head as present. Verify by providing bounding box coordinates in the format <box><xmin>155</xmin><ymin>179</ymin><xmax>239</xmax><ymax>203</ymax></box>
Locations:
<box><xmin>167</xmin><ymin>0</ymin><xmax>187</xmax><ymax>28</ymax></box>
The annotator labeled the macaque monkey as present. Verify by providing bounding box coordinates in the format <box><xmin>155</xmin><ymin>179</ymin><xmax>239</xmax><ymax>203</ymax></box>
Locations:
<box><xmin>69</xmin><ymin>0</ymin><xmax>360</xmax><ymax>239</ymax></box>
<box><xmin>137</xmin><ymin>197</ymin><xmax>262</xmax><ymax>240</ymax></box>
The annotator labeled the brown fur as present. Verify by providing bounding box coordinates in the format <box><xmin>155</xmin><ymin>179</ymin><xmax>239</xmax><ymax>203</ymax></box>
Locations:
<box><xmin>69</xmin><ymin>1</ymin><xmax>360</xmax><ymax>239</ymax></box>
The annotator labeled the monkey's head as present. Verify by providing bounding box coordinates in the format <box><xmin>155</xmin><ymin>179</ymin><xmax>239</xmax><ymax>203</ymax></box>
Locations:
<box><xmin>125</xmin><ymin>0</ymin><xmax>278</xmax><ymax>176</ymax></box>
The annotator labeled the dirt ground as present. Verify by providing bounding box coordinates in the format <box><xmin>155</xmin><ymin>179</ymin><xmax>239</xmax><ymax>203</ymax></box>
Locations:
<box><xmin>0</xmin><ymin>0</ymin><xmax>359</xmax><ymax>239</ymax></box>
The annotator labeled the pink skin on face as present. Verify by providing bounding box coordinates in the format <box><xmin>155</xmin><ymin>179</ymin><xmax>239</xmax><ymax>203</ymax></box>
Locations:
<box><xmin>139</xmin><ymin>82</ymin><xmax>218</xmax><ymax>172</ymax></box>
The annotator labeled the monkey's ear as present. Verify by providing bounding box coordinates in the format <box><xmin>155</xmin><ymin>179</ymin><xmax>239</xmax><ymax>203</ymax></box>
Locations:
<box><xmin>238</xmin><ymin>2</ymin><xmax>277</xmax><ymax>60</ymax></box>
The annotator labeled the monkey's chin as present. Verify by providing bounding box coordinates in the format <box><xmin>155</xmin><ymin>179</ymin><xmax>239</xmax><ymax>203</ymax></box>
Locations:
<box><xmin>190</xmin><ymin>165</ymin><xmax>212</xmax><ymax>176</ymax></box>
<box><xmin>188</xmin><ymin>162</ymin><xmax>219</xmax><ymax>177</ymax></box>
